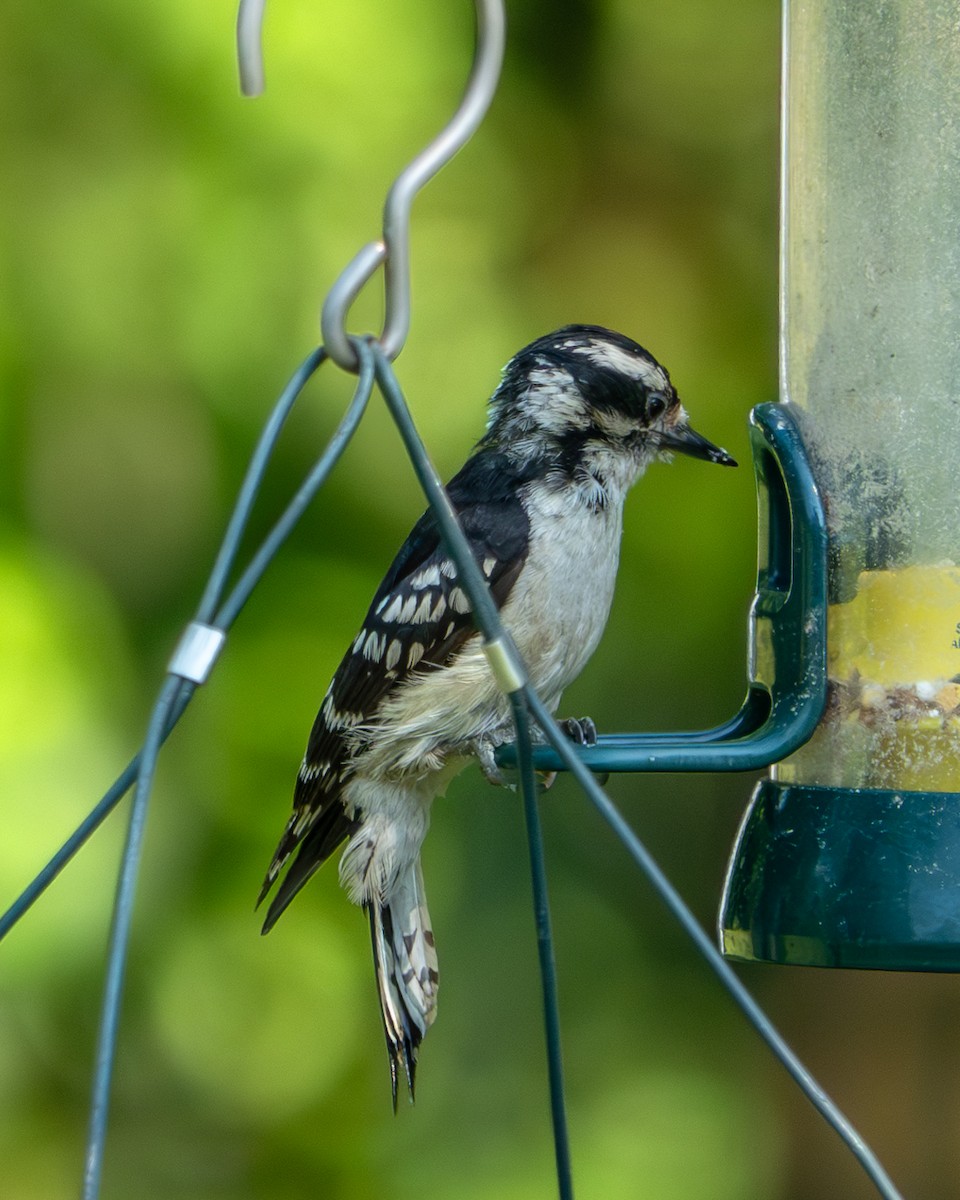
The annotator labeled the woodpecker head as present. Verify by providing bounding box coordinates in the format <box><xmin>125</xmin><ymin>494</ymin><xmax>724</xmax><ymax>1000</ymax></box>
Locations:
<box><xmin>483</xmin><ymin>324</ymin><xmax>736</xmax><ymax>478</ymax></box>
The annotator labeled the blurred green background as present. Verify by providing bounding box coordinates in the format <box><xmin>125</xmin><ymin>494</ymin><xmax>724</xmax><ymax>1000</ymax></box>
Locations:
<box><xmin>2</xmin><ymin>1</ymin><xmax>957</xmax><ymax>1197</ymax></box>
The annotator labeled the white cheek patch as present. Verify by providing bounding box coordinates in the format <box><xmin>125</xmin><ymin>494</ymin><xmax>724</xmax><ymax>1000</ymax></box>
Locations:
<box><xmin>520</xmin><ymin>366</ymin><xmax>591</xmax><ymax>434</ymax></box>
<box><xmin>593</xmin><ymin>408</ymin><xmax>639</xmax><ymax>441</ymax></box>
<box><xmin>568</xmin><ymin>339</ymin><xmax>667</xmax><ymax>392</ymax></box>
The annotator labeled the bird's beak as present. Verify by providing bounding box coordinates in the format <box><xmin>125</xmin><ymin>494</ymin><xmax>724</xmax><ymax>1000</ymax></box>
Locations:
<box><xmin>657</xmin><ymin>422</ymin><xmax>737</xmax><ymax>467</ymax></box>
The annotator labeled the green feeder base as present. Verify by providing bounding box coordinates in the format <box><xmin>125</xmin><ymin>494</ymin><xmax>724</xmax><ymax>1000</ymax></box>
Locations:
<box><xmin>720</xmin><ymin>779</ymin><xmax>960</xmax><ymax>971</ymax></box>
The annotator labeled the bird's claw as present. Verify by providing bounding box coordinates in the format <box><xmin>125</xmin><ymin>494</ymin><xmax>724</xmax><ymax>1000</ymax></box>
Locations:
<box><xmin>538</xmin><ymin>717</ymin><xmax>598</xmax><ymax>790</ymax></box>
<box><xmin>476</xmin><ymin>735</ymin><xmax>510</xmax><ymax>788</ymax></box>
<box><xmin>553</xmin><ymin>715</ymin><xmax>608</xmax><ymax>787</ymax></box>
<box><xmin>557</xmin><ymin>716</ymin><xmax>598</xmax><ymax>746</ymax></box>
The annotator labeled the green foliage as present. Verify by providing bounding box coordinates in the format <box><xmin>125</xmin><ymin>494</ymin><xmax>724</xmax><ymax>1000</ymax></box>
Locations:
<box><xmin>0</xmin><ymin>1</ymin><xmax>795</xmax><ymax>1197</ymax></box>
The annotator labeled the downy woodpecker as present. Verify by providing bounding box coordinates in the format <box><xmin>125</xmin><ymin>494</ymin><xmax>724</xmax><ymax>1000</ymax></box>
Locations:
<box><xmin>258</xmin><ymin>324</ymin><xmax>736</xmax><ymax>1103</ymax></box>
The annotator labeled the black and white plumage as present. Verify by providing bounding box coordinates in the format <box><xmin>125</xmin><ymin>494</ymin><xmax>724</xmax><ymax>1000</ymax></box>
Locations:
<box><xmin>258</xmin><ymin>324</ymin><xmax>735</xmax><ymax>1103</ymax></box>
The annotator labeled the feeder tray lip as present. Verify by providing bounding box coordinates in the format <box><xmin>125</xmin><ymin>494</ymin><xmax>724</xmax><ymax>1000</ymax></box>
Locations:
<box><xmin>720</xmin><ymin>780</ymin><xmax>960</xmax><ymax>972</ymax></box>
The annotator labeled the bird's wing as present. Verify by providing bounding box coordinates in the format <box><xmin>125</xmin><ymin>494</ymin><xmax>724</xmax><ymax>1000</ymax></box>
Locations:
<box><xmin>259</xmin><ymin>452</ymin><xmax>532</xmax><ymax>928</ymax></box>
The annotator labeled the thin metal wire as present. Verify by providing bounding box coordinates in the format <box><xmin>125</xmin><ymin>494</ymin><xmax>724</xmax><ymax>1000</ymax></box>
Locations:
<box><xmin>520</xmin><ymin>685</ymin><xmax>906</xmax><ymax>1200</ymax></box>
<box><xmin>366</xmin><ymin>342</ymin><xmax>905</xmax><ymax>1200</ymax></box>
<box><xmin>371</xmin><ymin>342</ymin><xmax>570</xmax><ymax>1191</ymax></box>
<box><xmin>0</xmin><ymin>347</ymin><xmax>371</xmax><ymax>942</ymax></box>
<box><xmin>368</xmin><ymin>342</ymin><xmax>521</xmax><ymax>662</ymax></box>
<box><xmin>0</xmin><ymin>685</ymin><xmax>192</xmax><ymax>943</ymax></box>
<box><xmin>78</xmin><ymin>350</ymin><xmax>376</xmax><ymax>1199</ymax></box>
<box><xmin>512</xmin><ymin>694</ymin><xmax>575</xmax><ymax>1200</ymax></box>
<box><xmin>235</xmin><ymin>0</ymin><xmax>506</xmax><ymax>371</ymax></box>
<box><xmin>215</xmin><ymin>343</ymin><xmax>373</xmax><ymax>628</ymax></box>
<box><xmin>194</xmin><ymin>345</ymin><xmax>327</xmax><ymax>624</ymax></box>
<box><xmin>82</xmin><ymin>674</ymin><xmax>181</xmax><ymax>1199</ymax></box>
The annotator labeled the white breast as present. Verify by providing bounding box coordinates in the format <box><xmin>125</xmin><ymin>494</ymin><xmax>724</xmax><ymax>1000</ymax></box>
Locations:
<box><xmin>500</xmin><ymin>478</ymin><xmax>624</xmax><ymax>707</ymax></box>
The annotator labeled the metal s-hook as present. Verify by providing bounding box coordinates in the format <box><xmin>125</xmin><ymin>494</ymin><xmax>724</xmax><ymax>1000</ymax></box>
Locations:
<box><xmin>236</xmin><ymin>0</ymin><xmax>506</xmax><ymax>371</ymax></box>
<box><xmin>325</xmin><ymin>0</ymin><xmax>505</xmax><ymax>370</ymax></box>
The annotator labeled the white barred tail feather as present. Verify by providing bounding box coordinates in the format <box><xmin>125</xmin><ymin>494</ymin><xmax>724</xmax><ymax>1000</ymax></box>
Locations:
<box><xmin>367</xmin><ymin>858</ymin><xmax>439</xmax><ymax>1106</ymax></box>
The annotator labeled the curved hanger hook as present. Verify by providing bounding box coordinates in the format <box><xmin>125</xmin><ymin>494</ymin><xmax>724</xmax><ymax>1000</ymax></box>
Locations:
<box><xmin>236</xmin><ymin>0</ymin><xmax>506</xmax><ymax>371</ymax></box>
<box><xmin>236</xmin><ymin>0</ymin><xmax>267</xmax><ymax>97</ymax></box>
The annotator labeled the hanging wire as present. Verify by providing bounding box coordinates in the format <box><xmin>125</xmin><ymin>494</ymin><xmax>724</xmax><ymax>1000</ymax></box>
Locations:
<box><xmin>79</xmin><ymin>351</ymin><xmax>375</xmax><ymax>1200</ymax></box>
<box><xmin>1</xmin><ymin>347</ymin><xmax>374</xmax><ymax>1191</ymax></box>
<box><xmin>366</xmin><ymin>342</ymin><xmax>905</xmax><ymax>1200</ymax></box>
<box><xmin>1</xmin><ymin>346</ymin><xmax>362</xmax><ymax>942</ymax></box>
<box><xmin>520</xmin><ymin>680</ymin><xmax>905</xmax><ymax>1200</ymax></box>
<box><xmin>510</xmin><ymin>693</ymin><xmax>575</xmax><ymax>1200</ymax></box>
<box><xmin>93</xmin><ymin>356</ymin><xmax>373</xmax><ymax>1198</ymax></box>
<box><xmin>237</xmin><ymin>0</ymin><xmax>506</xmax><ymax>371</ymax></box>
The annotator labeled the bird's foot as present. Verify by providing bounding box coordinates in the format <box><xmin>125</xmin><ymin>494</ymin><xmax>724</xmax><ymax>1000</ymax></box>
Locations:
<box><xmin>475</xmin><ymin>734</ymin><xmax>511</xmax><ymax>788</ymax></box>
<box><xmin>539</xmin><ymin>715</ymin><xmax>607</xmax><ymax>789</ymax></box>
<box><xmin>475</xmin><ymin>728</ymin><xmax>547</xmax><ymax>791</ymax></box>
<box><xmin>557</xmin><ymin>715</ymin><xmax>598</xmax><ymax>746</ymax></box>
<box><xmin>476</xmin><ymin>718</ymin><xmax>604</xmax><ymax>791</ymax></box>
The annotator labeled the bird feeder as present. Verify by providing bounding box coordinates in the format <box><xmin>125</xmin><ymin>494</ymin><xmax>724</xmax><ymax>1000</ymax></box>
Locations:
<box><xmin>516</xmin><ymin>0</ymin><xmax>960</xmax><ymax>971</ymax></box>
<box><xmin>720</xmin><ymin>0</ymin><xmax>960</xmax><ymax>969</ymax></box>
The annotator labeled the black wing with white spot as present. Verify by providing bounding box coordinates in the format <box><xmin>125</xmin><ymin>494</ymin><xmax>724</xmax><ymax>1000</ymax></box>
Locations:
<box><xmin>258</xmin><ymin>450</ymin><xmax>533</xmax><ymax>928</ymax></box>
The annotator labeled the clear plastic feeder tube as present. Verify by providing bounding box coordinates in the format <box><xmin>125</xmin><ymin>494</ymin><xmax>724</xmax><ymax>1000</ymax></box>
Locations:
<box><xmin>778</xmin><ymin>0</ymin><xmax>960</xmax><ymax>791</ymax></box>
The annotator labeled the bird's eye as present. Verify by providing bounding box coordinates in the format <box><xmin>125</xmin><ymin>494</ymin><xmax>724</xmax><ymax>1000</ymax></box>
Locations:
<box><xmin>647</xmin><ymin>393</ymin><xmax>667</xmax><ymax>421</ymax></box>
